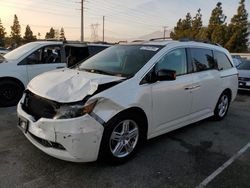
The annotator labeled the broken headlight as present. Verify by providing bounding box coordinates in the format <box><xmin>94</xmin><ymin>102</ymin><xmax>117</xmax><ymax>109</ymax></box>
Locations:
<box><xmin>53</xmin><ymin>100</ymin><xmax>97</xmax><ymax>119</ymax></box>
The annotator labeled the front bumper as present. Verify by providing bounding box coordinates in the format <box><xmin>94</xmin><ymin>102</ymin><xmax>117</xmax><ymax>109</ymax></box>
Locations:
<box><xmin>17</xmin><ymin>102</ymin><xmax>104</xmax><ymax>162</ymax></box>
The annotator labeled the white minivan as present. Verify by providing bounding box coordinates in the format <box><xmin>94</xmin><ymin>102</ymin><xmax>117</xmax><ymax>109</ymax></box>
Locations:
<box><xmin>17</xmin><ymin>40</ymin><xmax>238</xmax><ymax>163</ymax></box>
<box><xmin>0</xmin><ymin>41</ymin><xmax>110</xmax><ymax>107</ymax></box>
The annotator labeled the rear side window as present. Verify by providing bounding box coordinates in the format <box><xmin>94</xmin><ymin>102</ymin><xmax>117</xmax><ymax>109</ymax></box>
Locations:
<box><xmin>88</xmin><ymin>46</ymin><xmax>108</xmax><ymax>56</ymax></box>
<box><xmin>190</xmin><ymin>48</ymin><xmax>217</xmax><ymax>72</ymax></box>
<box><xmin>214</xmin><ymin>51</ymin><xmax>233</xmax><ymax>70</ymax></box>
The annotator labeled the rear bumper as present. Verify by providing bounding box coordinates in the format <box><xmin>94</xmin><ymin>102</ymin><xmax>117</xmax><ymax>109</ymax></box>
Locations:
<box><xmin>17</xmin><ymin>101</ymin><xmax>104</xmax><ymax>162</ymax></box>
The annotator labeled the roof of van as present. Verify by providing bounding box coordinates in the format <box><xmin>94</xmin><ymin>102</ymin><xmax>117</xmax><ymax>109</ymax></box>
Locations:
<box><xmin>29</xmin><ymin>41</ymin><xmax>111</xmax><ymax>47</ymax></box>
<box><xmin>128</xmin><ymin>40</ymin><xmax>229</xmax><ymax>54</ymax></box>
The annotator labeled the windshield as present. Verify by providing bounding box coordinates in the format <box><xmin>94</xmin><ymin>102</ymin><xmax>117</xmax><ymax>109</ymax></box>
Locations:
<box><xmin>238</xmin><ymin>61</ymin><xmax>250</xmax><ymax>70</ymax></box>
<box><xmin>4</xmin><ymin>42</ymin><xmax>41</xmax><ymax>60</ymax></box>
<box><xmin>78</xmin><ymin>45</ymin><xmax>162</xmax><ymax>77</ymax></box>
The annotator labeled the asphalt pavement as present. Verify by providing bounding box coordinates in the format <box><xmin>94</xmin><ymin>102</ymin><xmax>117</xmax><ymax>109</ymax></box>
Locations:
<box><xmin>0</xmin><ymin>91</ymin><xmax>250</xmax><ymax>188</ymax></box>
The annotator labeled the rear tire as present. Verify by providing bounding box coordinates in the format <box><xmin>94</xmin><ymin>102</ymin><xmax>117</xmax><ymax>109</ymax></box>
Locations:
<box><xmin>0</xmin><ymin>80</ymin><xmax>24</xmax><ymax>107</ymax></box>
<box><xmin>99</xmin><ymin>112</ymin><xmax>145</xmax><ymax>164</ymax></box>
<box><xmin>214</xmin><ymin>92</ymin><xmax>230</xmax><ymax>120</ymax></box>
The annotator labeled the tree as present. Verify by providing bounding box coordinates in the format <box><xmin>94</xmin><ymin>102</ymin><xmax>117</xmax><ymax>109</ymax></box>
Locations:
<box><xmin>196</xmin><ymin>27</ymin><xmax>209</xmax><ymax>41</ymax></box>
<box><xmin>10</xmin><ymin>14</ymin><xmax>22</xmax><ymax>45</ymax></box>
<box><xmin>45</xmin><ymin>27</ymin><xmax>55</xmax><ymax>39</ymax></box>
<box><xmin>225</xmin><ymin>0</ymin><xmax>249</xmax><ymax>52</ymax></box>
<box><xmin>211</xmin><ymin>24</ymin><xmax>228</xmax><ymax>46</ymax></box>
<box><xmin>54</xmin><ymin>29</ymin><xmax>59</xmax><ymax>39</ymax></box>
<box><xmin>170</xmin><ymin>13</ymin><xmax>192</xmax><ymax>40</ymax></box>
<box><xmin>60</xmin><ymin>27</ymin><xmax>66</xmax><ymax>41</ymax></box>
<box><xmin>207</xmin><ymin>2</ymin><xmax>227</xmax><ymax>41</ymax></box>
<box><xmin>170</xmin><ymin>19</ymin><xmax>183</xmax><ymax>40</ymax></box>
<box><xmin>23</xmin><ymin>25</ymin><xmax>36</xmax><ymax>43</ymax></box>
<box><xmin>38</xmin><ymin>32</ymin><xmax>41</xmax><ymax>39</ymax></box>
<box><xmin>191</xmin><ymin>9</ymin><xmax>203</xmax><ymax>39</ymax></box>
<box><xmin>0</xmin><ymin>18</ymin><xmax>6</xmax><ymax>47</ymax></box>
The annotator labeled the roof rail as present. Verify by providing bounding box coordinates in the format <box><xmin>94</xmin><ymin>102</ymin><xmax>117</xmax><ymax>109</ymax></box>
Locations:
<box><xmin>179</xmin><ymin>38</ymin><xmax>221</xmax><ymax>46</ymax></box>
<box><xmin>90</xmin><ymin>41</ymin><xmax>113</xmax><ymax>45</ymax></box>
<box><xmin>131</xmin><ymin>40</ymin><xmax>145</xmax><ymax>43</ymax></box>
<box><xmin>149</xmin><ymin>37</ymin><xmax>172</xmax><ymax>41</ymax></box>
<box><xmin>118</xmin><ymin>41</ymin><xmax>128</xmax><ymax>44</ymax></box>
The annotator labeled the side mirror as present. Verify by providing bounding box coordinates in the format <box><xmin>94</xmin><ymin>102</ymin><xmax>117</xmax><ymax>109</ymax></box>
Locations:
<box><xmin>155</xmin><ymin>69</ymin><xmax>176</xmax><ymax>81</ymax></box>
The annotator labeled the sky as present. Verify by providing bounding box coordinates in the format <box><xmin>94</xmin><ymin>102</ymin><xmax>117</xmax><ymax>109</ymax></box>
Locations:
<box><xmin>0</xmin><ymin>0</ymin><xmax>249</xmax><ymax>41</ymax></box>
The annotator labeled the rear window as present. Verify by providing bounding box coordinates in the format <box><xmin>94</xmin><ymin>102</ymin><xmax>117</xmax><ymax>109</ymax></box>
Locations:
<box><xmin>190</xmin><ymin>48</ymin><xmax>217</xmax><ymax>72</ymax></box>
<box><xmin>214</xmin><ymin>51</ymin><xmax>233</xmax><ymax>70</ymax></box>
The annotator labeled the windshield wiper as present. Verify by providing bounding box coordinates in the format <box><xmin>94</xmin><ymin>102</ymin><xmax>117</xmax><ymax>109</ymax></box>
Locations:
<box><xmin>80</xmin><ymin>68</ymin><xmax>115</xmax><ymax>76</ymax></box>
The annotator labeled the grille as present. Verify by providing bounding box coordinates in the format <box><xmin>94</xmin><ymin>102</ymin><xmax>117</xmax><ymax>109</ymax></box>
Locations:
<box><xmin>239</xmin><ymin>85</ymin><xmax>250</xmax><ymax>89</ymax></box>
<box><xmin>22</xmin><ymin>91</ymin><xmax>59</xmax><ymax>120</ymax></box>
<box><xmin>29</xmin><ymin>132</ymin><xmax>65</xmax><ymax>150</ymax></box>
<box><xmin>239</xmin><ymin>77</ymin><xmax>250</xmax><ymax>81</ymax></box>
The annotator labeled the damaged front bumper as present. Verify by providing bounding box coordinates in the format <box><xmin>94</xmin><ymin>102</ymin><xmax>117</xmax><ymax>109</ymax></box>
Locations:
<box><xmin>17</xmin><ymin>101</ymin><xmax>104</xmax><ymax>162</ymax></box>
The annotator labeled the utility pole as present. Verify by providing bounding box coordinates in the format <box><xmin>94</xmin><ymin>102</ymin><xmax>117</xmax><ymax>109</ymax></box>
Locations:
<box><xmin>102</xmin><ymin>16</ymin><xmax>105</xmax><ymax>42</ymax></box>
<box><xmin>81</xmin><ymin>0</ymin><xmax>84</xmax><ymax>42</ymax></box>
<box><xmin>163</xmin><ymin>26</ymin><xmax>168</xmax><ymax>39</ymax></box>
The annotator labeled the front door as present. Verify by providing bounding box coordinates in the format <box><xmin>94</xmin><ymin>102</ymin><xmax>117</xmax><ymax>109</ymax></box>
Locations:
<box><xmin>25</xmin><ymin>45</ymin><xmax>66</xmax><ymax>81</ymax></box>
<box><xmin>151</xmin><ymin>48</ymin><xmax>193</xmax><ymax>135</ymax></box>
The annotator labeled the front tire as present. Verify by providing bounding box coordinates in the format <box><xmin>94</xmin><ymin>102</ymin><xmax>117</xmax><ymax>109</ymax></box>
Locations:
<box><xmin>214</xmin><ymin>92</ymin><xmax>230</xmax><ymax>120</ymax></box>
<box><xmin>99</xmin><ymin>112</ymin><xmax>144</xmax><ymax>164</ymax></box>
<box><xmin>0</xmin><ymin>80</ymin><xmax>23</xmax><ymax>107</ymax></box>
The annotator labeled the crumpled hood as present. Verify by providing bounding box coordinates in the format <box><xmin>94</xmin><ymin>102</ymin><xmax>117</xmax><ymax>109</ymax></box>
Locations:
<box><xmin>238</xmin><ymin>70</ymin><xmax>250</xmax><ymax>78</ymax></box>
<box><xmin>27</xmin><ymin>69</ymin><xmax>124</xmax><ymax>103</ymax></box>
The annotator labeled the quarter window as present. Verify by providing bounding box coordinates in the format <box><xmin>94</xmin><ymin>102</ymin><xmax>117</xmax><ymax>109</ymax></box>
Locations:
<box><xmin>214</xmin><ymin>51</ymin><xmax>233</xmax><ymax>70</ymax></box>
<box><xmin>156</xmin><ymin>48</ymin><xmax>187</xmax><ymax>76</ymax></box>
<box><xmin>190</xmin><ymin>48</ymin><xmax>216</xmax><ymax>72</ymax></box>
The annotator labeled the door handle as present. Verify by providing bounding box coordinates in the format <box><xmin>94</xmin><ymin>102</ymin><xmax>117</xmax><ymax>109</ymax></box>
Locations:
<box><xmin>184</xmin><ymin>85</ymin><xmax>201</xmax><ymax>90</ymax></box>
<box><xmin>56</xmin><ymin>66</ymin><xmax>65</xmax><ymax>69</ymax></box>
<box><xmin>184</xmin><ymin>86</ymin><xmax>193</xmax><ymax>90</ymax></box>
<box><xmin>192</xmin><ymin>85</ymin><xmax>201</xmax><ymax>89</ymax></box>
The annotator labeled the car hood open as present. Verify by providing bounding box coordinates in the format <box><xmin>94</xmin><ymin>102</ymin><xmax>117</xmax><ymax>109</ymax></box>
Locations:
<box><xmin>27</xmin><ymin>69</ymin><xmax>124</xmax><ymax>103</ymax></box>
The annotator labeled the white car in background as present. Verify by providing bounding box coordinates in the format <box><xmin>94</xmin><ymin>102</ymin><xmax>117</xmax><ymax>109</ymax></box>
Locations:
<box><xmin>0</xmin><ymin>47</ymin><xmax>9</xmax><ymax>55</ymax></box>
<box><xmin>232</xmin><ymin>57</ymin><xmax>242</xmax><ymax>67</ymax></box>
<box><xmin>17</xmin><ymin>40</ymin><xmax>238</xmax><ymax>163</ymax></box>
<box><xmin>0</xmin><ymin>41</ymin><xmax>110</xmax><ymax>107</ymax></box>
<box><xmin>238</xmin><ymin>60</ymin><xmax>250</xmax><ymax>90</ymax></box>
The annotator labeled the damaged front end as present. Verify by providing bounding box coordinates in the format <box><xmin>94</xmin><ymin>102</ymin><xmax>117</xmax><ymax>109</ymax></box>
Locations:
<box><xmin>22</xmin><ymin>79</ymin><xmax>125</xmax><ymax>121</ymax></box>
<box><xmin>17</xmin><ymin>72</ymin><xmax>128</xmax><ymax>162</ymax></box>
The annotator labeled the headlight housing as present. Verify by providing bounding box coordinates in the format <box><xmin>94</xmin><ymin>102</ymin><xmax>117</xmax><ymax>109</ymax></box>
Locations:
<box><xmin>53</xmin><ymin>100</ymin><xmax>97</xmax><ymax>119</ymax></box>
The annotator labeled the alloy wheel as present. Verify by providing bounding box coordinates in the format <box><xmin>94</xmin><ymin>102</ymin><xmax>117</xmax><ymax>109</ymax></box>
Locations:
<box><xmin>218</xmin><ymin>95</ymin><xmax>229</xmax><ymax>117</ymax></box>
<box><xmin>109</xmin><ymin>119</ymin><xmax>139</xmax><ymax>158</ymax></box>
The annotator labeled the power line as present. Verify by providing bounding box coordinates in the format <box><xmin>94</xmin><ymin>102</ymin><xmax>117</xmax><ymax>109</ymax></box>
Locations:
<box><xmin>0</xmin><ymin>2</ymin><xmax>78</xmax><ymax>17</ymax></box>
<box><xmin>88</xmin><ymin>0</ymin><xmax>169</xmax><ymax>24</ymax></box>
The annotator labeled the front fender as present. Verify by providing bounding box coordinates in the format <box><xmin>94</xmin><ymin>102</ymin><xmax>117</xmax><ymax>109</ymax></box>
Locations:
<box><xmin>92</xmin><ymin>98</ymin><xmax>125</xmax><ymax>123</ymax></box>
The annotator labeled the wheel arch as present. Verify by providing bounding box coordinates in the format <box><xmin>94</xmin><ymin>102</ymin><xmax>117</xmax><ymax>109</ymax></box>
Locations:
<box><xmin>107</xmin><ymin>107</ymin><xmax>149</xmax><ymax>141</ymax></box>
<box><xmin>222</xmin><ymin>88</ymin><xmax>232</xmax><ymax>101</ymax></box>
<box><xmin>0</xmin><ymin>77</ymin><xmax>25</xmax><ymax>90</ymax></box>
